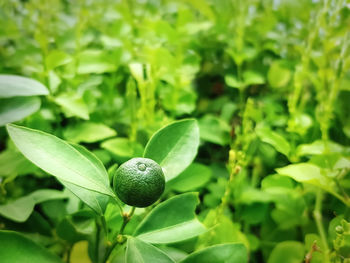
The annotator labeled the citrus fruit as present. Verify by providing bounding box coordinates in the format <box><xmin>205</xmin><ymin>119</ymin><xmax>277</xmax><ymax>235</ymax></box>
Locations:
<box><xmin>113</xmin><ymin>157</ymin><xmax>165</xmax><ymax>207</ymax></box>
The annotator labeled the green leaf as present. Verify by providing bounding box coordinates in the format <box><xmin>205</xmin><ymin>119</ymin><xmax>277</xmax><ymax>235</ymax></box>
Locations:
<box><xmin>243</xmin><ymin>70</ymin><xmax>265</xmax><ymax>86</ymax></box>
<box><xmin>198</xmin><ymin>115</ymin><xmax>231</xmax><ymax>146</ymax></box>
<box><xmin>64</xmin><ymin>122</ymin><xmax>116</xmax><ymax>143</ymax></box>
<box><xmin>77</xmin><ymin>49</ymin><xmax>117</xmax><ymax>74</ymax></box>
<box><xmin>6</xmin><ymin>124</ymin><xmax>114</xmax><ymax>197</ymax></box>
<box><xmin>134</xmin><ymin>193</ymin><xmax>206</xmax><ymax>244</ymax></box>
<box><xmin>0</xmin><ymin>97</ymin><xmax>41</xmax><ymax>126</ymax></box>
<box><xmin>62</xmin><ymin>181</ymin><xmax>109</xmax><ymax>215</ymax></box>
<box><xmin>55</xmin><ymin>93</ymin><xmax>89</xmax><ymax>120</ymax></box>
<box><xmin>0</xmin><ymin>231</ymin><xmax>64</xmax><ymax>263</ymax></box>
<box><xmin>45</xmin><ymin>50</ymin><xmax>72</xmax><ymax>70</ymax></box>
<box><xmin>225</xmin><ymin>74</ymin><xmax>244</xmax><ymax>89</ymax></box>
<box><xmin>268</xmin><ymin>241</ymin><xmax>304</xmax><ymax>263</ymax></box>
<box><xmin>180</xmin><ymin>243</ymin><xmax>248</xmax><ymax>263</ymax></box>
<box><xmin>101</xmin><ymin>137</ymin><xmax>144</xmax><ymax>158</ymax></box>
<box><xmin>0</xmin><ymin>148</ymin><xmax>36</xmax><ymax>177</ymax></box>
<box><xmin>267</xmin><ymin>62</ymin><xmax>291</xmax><ymax>88</ymax></box>
<box><xmin>296</xmin><ymin>140</ymin><xmax>344</xmax><ymax>156</ymax></box>
<box><xmin>0</xmin><ymin>189</ymin><xmax>68</xmax><ymax>222</ymax></box>
<box><xmin>276</xmin><ymin>163</ymin><xmax>337</xmax><ymax>196</ymax></box>
<box><xmin>144</xmin><ymin>119</ymin><xmax>200</xmax><ymax>181</ymax></box>
<box><xmin>0</xmin><ymin>74</ymin><xmax>49</xmax><ymax>98</ymax></box>
<box><xmin>168</xmin><ymin>163</ymin><xmax>212</xmax><ymax>192</ymax></box>
<box><xmin>126</xmin><ymin>237</ymin><xmax>175</xmax><ymax>263</ymax></box>
<box><xmin>57</xmin><ymin>212</ymin><xmax>95</xmax><ymax>243</ymax></box>
<box><xmin>256</xmin><ymin>126</ymin><xmax>290</xmax><ymax>157</ymax></box>
<box><xmin>196</xmin><ymin>210</ymin><xmax>249</xmax><ymax>249</ymax></box>
<box><xmin>129</xmin><ymin>63</ymin><xmax>146</xmax><ymax>83</ymax></box>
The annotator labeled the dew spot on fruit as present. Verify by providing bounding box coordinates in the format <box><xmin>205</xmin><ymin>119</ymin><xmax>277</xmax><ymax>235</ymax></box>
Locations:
<box><xmin>137</xmin><ymin>163</ymin><xmax>146</xmax><ymax>171</ymax></box>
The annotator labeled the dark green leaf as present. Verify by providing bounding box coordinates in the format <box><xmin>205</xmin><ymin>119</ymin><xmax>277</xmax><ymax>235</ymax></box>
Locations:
<box><xmin>0</xmin><ymin>231</ymin><xmax>64</xmax><ymax>263</ymax></box>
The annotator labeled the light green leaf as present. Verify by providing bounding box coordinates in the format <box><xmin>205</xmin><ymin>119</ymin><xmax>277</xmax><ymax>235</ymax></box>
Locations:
<box><xmin>144</xmin><ymin>119</ymin><xmax>200</xmax><ymax>181</ymax></box>
<box><xmin>169</xmin><ymin>163</ymin><xmax>212</xmax><ymax>192</ymax></box>
<box><xmin>267</xmin><ymin>62</ymin><xmax>291</xmax><ymax>88</ymax></box>
<box><xmin>256</xmin><ymin>126</ymin><xmax>290</xmax><ymax>157</ymax></box>
<box><xmin>276</xmin><ymin>163</ymin><xmax>337</xmax><ymax>196</ymax></box>
<box><xmin>0</xmin><ymin>148</ymin><xmax>36</xmax><ymax>177</ymax></box>
<box><xmin>0</xmin><ymin>196</ymin><xmax>34</xmax><ymax>222</ymax></box>
<box><xmin>102</xmin><ymin>137</ymin><xmax>144</xmax><ymax>158</ymax></box>
<box><xmin>6</xmin><ymin>124</ymin><xmax>114</xmax><ymax>197</ymax></box>
<box><xmin>225</xmin><ymin>74</ymin><xmax>244</xmax><ymax>89</ymax></box>
<box><xmin>0</xmin><ymin>74</ymin><xmax>49</xmax><ymax>98</ymax></box>
<box><xmin>0</xmin><ymin>231</ymin><xmax>64</xmax><ymax>263</ymax></box>
<box><xmin>64</xmin><ymin>122</ymin><xmax>116</xmax><ymax>143</ymax></box>
<box><xmin>296</xmin><ymin>140</ymin><xmax>344</xmax><ymax>156</ymax></box>
<box><xmin>134</xmin><ymin>193</ymin><xmax>206</xmax><ymax>244</ymax></box>
<box><xmin>0</xmin><ymin>189</ymin><xmax>68</xmax><ymax>222</ymax></box>
<box><xmin>55</xmin><ymin>94</ymin><xmax>89</xmax><ymax>120</ymax></box>
<box><xmin>126</xmin><ymin>237</ymin><xmax>175</xmax><ymax>263</ymax></box>
<box><xmin>77</xmin><ymin>50</ymin><xmax>117</xmax><ymax>74</ymax></box>
<box><xmin>129</xmin><ymin>63</ymin><xmax>146</xmax><ymax>83</ymax></box>
<box><xmin>268</xmin><ymin>241</ymin><xmax>304</xmax><ymax>263</ymax></box>
<box><xmin>243</xmin><ymin>70</ymin><xmax>265</xmax><ymax>85</ymax></box>
<box><xmin>62</xmin><ymin>181</ymin><xmax>109</xmax><ymax>215</ymax></box>
<box><xmin>180</xmin><ymin>243</ymin><xmax>248</xmax><ymax>263</ymax></box>
<box><xmin>46</xmin><ymin>50</ymin><xmax>72</xmax><ymax>70</ymax></box>
<box><xmin>184</xmin><ymin>0</ymin><xmax>215</xmax><ymax>21</ymax></box>
<box><xmin>0</xmin><ymin>97</ymin><xmax>41</xmax><ymax>126</ymax></box>
<box><xmin>64</xmin><ymin>143</ymin><xmax>110</xmax><ymax>214</ymax></box>
<box><xmin>196</xmin><ymin>210</ymin><xmax>249</xmax><ymax>249</ymax></box>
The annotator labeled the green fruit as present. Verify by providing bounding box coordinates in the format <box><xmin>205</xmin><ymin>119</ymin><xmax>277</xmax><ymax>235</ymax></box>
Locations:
<box><xmin>113</xmin><ymin>157</ymin><xmax>165</xmax><ymax>207</ymax></box>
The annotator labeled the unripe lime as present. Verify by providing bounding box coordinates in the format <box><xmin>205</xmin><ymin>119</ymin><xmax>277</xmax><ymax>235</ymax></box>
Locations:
<box><xmin>113</xmin><ymin>157</ymin><xmax>165</xmax><ymax>207</ymax></box>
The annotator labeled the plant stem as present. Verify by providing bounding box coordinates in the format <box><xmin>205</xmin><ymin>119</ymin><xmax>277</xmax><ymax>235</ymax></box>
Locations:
<box><xmin>66</xmin><ymin>245</ymin><xmax>72</xmax><ymax>263</ymax></box>
<box><xmin>313</xmin><ymin>189</ymin><xmax>330</xmax><ymax>262</ymax></box>
<box><xmin>102</xmin><ymin>206</ymin><xmax>136</xmax><ymax>263</ymax></box>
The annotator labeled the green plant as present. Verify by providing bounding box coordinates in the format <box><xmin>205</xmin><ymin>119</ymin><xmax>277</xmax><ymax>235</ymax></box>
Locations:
<box><xmin>0</xmin><ymin>0</ymin><xmax>350</xmax><ymax>262</ymax></box>
<box><xmin>113</xmin><ymin>157</ymin><xmax>165</xmax><ymax>208</ymax></box>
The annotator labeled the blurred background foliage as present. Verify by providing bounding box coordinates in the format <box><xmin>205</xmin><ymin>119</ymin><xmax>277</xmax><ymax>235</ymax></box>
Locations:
<box><xmin>0</xmin><ymin>0</ymin><xmax>350</xmax><ymax>262</ymax></box>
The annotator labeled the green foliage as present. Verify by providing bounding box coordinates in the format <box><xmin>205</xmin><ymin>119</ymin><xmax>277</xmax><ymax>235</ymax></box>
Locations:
<box><xmin>0</xmin><ymin>231</ymin><xmax>64</xmax><ymax>263</ymax></box>
<box><xmin>144</xmin><ymin>119</ymin><xmax>200</xmax><ymax>181</ymax></box>
<box><xmin>134</xmin><ymin>193</ymin><xmax>206</xmax><ymax>244</ymax></box>
<box><xmin>0</xmin><ymin>0</ymin><xmax>350</xmax><ymax>262</ymax></box>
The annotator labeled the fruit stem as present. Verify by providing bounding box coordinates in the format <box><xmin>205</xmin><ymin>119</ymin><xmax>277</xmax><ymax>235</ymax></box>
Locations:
<box><xmin>119</xmin><ymin>206</ymin><xmax>136</xmax><ymax>236</ymax></box>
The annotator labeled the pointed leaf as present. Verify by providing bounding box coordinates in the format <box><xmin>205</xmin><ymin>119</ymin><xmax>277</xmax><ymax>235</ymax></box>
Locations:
<box><xmin>0</xmin><ymin>189</ymin><xmax>68</xmax><ymax>222</ymax></box>
<box><xmin>0</xmin><ymin>97</ymin><xmax>41</xmax><ymax>126</ymax></box>
<box><xmin>134</xmin><ymin>193</ymin><xmax>206</xmax><ymax>244</ymax></box>
<box><xmin>256</xmin><ymin>126</ymin><xmax>290</xmax><ymax>157</ymax></box>
<box><xmin>276</xmin><ymin>163</ymin><xmax>338</xmax><ymax>196</ymax></box>
<box><xmin>0</xmin><ymin>74</ymin><xmax>49</xmax><ymax>98</ymax></box>
<box><xmin>64</xmin><ymin>122</ymin><xmax>116</xmax><ymax>143</ymax></box>
<box><xmin>126</xmin><ymin>237</ymin><xmax>175</xmax><ymax>263</ymax></box>
<box><xmin>144</xmin><ymin>119</ymin><xmax>200</xmax><ymax>181</ymax></box>
<box><xmin>180</xmin><ymin>243</ymin><xmax>248</xmax><ymax>263</ymax></box>
<box><xmin>6</xmin><ymin>124</ymin><xmax>114</xmax><ymax>197</ymax></box>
